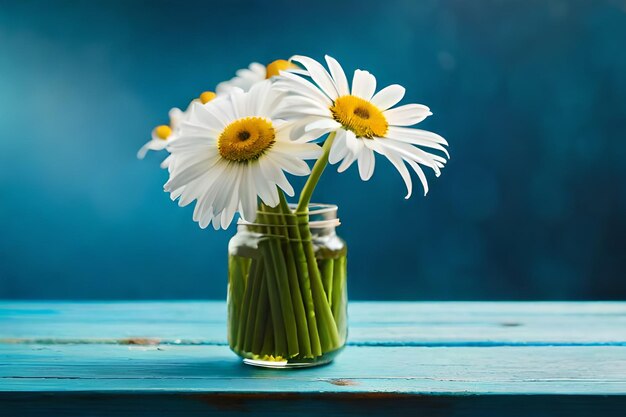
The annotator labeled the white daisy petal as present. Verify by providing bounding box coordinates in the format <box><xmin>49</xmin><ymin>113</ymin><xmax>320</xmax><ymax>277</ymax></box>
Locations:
<box><xmin>288</xmin><ymin>116</ymin><xmax>332</xmax><ymax>142</ymax></box>
<box><xmin>266</xmin><ymin>152</ymin><xmax>311</xmax><ymax>176</ymax></box>
<box><xmin>274</xmin><ymin>71</ymin><xmax>333</xmax><ymax>107</ymax></box>
<box><xmin>370</xmin><ymin>84</ymin><xmax>405</xmax><ymax>110</ymax></box>
<box><xmin>325</xmin><ymin>55</ymin><xmax>349</xmax><ymax>96</ymax></box>
<box><xmin>137</xmin><ymin>142</ymin><xmax>152</xmax><ymax>159</ymax></box>
<box><xmin>211</xmin><ymin>212</ymin><xmax>221</xmax><ymax>230</ymax></box>
<box><xmin>304</xmin><ymin>118</ymin><xmax>342</xmax><ymax>132</ymax></box>
<box><xmin>272</xmin><ymin>140</ymin><xmax>322</xmax><ymax>160</ymax></box>
<box><xmin>160</xmin><ymin>155</ymin><xmax>172</xmax><ymax>169</ymax></box>
<box><xmin>252</xmin><ymin>162</ymin><xmax>279</xmax><ymax>207</ymax></box>
<box><xmin>273</xmin><ymin>96</ymin><xmax>331</xmax><ymax>119</ymax></box>
<box><xmin>189</xmin><ymin>102</ymin><xmax>228</xmax><ymax>131</ymax></box>
<box><xmin>328</xmin><ymin>129</ymin><xmax>349</xmax><ymax>164</ymax></box>
<box><xmin>384</xmin><ymin>104</ymin><xmax>432</xmax><ymax>126</ymax></box>
<box><xmin>216</xmin><ymin>62</ymin><xmax>266</xmax><ymax>94</ymax></box>
<box><xmin>351</xmin><ymin>70</ymin><xmax>376</xmax><ymax>101</ymax></box>
<box><xmin>291</xmin><ymin>55</ymin><xmax>339</xmax><ymax>100</ymax></box>
<box><xmin>404</xmin><ymin>158</ymin><xmax>429</xmax><ymax>196</ymax></box>
<box><xmin>387</xmin><ymin>126</ymin><xmax>448</xmax><ymax>145</ymax></box>
<box><xmin>344</xmin><ymin>130</ymin><xmax>364</xmax><ymax>156</ymax></box>
<box><xmin>337</xmin><ymin>148</ymin><xmax>359</xmax><ymax>173</ymax></box>
<box><xmin>378</xmin><ymin>143</ymin><xmax>413</xmax><ymax>199</ymax></box>
<box><xmin>164</xmin><ymin>156</ymin><xmax>218</xmax><ymax>194</ymax></box>
<box><xmin>380</xmin><ymin>139</ymin><xmax>442</xmax><ymax>176</ymax></box>
<box><xmin>387</xmin><ymin>128</ymin><xmax>450</xmax><ymax>158</ymax></box>
<box><xmin>357</xmin><ymin>146</ymin><xmax>376</xmax><ymax>181</ymax></box>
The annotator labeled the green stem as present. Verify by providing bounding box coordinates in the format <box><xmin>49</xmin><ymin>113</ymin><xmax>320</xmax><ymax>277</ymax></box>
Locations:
<box><xmin>296</xmin><ymin>212</ymin><xmax>340</xmax><ymax>352</ymax></box>
<box><xmin>251</xmin><ymin>272</ymin><xmax>269</xmax><ymax>355</ymax></box>
<box><xmin>235</xmin><ymin>260</ymin><xmax>257</xmax><ymax>353</ymax></box>
<box><xmin>296</xmin><ymin>132</ymin><xmax>336</xmax><ymax>213</ymax></box>
<box><xmin>331</xmin><ymin>255</ymin><xmax>346</xmax><ymax>323</ymax></box>
<box><xmin>261</xmin><ymin>314</ymin><xmax>274</xmax><ymax>357</ymax></box>
<box><xmin>243</xmin><ymin>262</ymin><xmax>264</xmax><ymax>353</ymax></box>
<box><xmin>278</xmin><ymin>193</ymin><xmax>323</xmax><ymax>357</ymax></box>
<box><xmin>269</xmin><ymin>201</ymin><xmax>313</xmax><ymax>359</ymax></box>
<box><xmin>331</xmin><ymin>254</ymin><xmax>347</xmax><ymax>344</ymax></box>
<box><xmin>321</xmin><ymin>259</ymin><xmax>335</xmax><ymax>305</ymax></box>
<box><xmin>258</xmin><ymin>209</ymin><xmax>299</xmax><ymax>358</ymax></box>
<box><xmin>227</xmin><ymin>256</ymin><xmax>248</xmax><ymax>350</ymax></box>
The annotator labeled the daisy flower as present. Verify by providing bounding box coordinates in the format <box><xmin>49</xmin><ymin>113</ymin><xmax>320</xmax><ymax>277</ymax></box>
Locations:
<box><xmin>137</xmin><ymin>91</ymin><xmax>218</xmax><ymax>165</ymax></box>
<box><xmin>216</xmin><ymin>59</ymin><xmax>298</xmax><ymax>94</ymax></box>
<box><xmin>164</xmin><ymin>80</ymin><xmax>322</xmax><ymax>230</ymax></box>
<box><xmin>274</xmin><ymin>55</ymin><xmax>449</xmax><ymax>197</ymax></box>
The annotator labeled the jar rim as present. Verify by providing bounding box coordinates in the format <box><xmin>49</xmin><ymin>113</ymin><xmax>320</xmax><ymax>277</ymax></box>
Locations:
<box><xmin>237</xmin><ymin>203</ymin><xmax>340</xmax><ymax>229</ymax></box>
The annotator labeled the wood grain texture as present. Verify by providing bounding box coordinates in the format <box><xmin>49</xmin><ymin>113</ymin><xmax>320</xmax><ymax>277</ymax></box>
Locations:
<box><xmin>1</xmin><ymin>302</ymin><xmax>625</xmax><ymax>416</ymax></box>
<box><xmin>2</xmin><ymin>301</ymin><xmax>625</xmax><ymax>345</ymax></box>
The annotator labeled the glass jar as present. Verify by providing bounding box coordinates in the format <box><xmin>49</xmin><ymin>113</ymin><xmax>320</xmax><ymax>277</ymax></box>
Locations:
<box><xmin>227</xmin><ymin>204</ymin><xmax>347</xmax><ymax>368</ymax></box>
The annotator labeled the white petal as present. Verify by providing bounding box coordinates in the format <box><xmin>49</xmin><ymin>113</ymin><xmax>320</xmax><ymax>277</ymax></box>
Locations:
<box><xmin>168</xmin><ymin>107</ymin><xmax>184</xmax><ymax>126</ymax></box>
<box><xmin>374</xmin><ymin>142</ymin><xmax>413</xmax><ymax>199</ymax></box>
<box><xmin>288</xmin><ymin>116</ymin><xmax>332</xmax><ymax>142</ymax></box>
<box><xmin>259</xmin><ymin>157</ymin><xmax>294</xmax><ymax>198</ymax></box>
<box><xmin>290</xmin><ymin>55</ymin><xmax>339</xmax><ymax>100</ymax></box>
<box><xmin>344</xmin><ymin>130</ymin><xmax>364</xmax><ymax>156</ymax></box>
<box><xmin>273</xmin><ymin>72</ymin><xmax>333</xmax><ymax>107</ymax></box>
<box><xmin>212</xmin><ymin>164</ymin><xmax>240</xmax><ymax>226</ymax></box>
<box><xmin>370</xmin><ymin>84</ymin><xmax>405</xmax><ymax>110</ymax></box>
<box><xmin>304</xmin><ymin>118</ymin><xmax>341</xmax><ymax>132</ymax></box>
<box><xmin>404</xmin><ymin>158</ymin><xmax>429</xmax><ymax>196</ymax></box>
<box><xmin>272</xmin><ymin>140</ymin><xmax>322</xmax><ymax>160</ymax></box>
<box><xmin>328</xmin><ymin>129</ymin><xmax>349</xmax><ymax>164</ymax></box>
<box><xmin>211</xmin><ymin>213</ymin><xmax>221</xmax><ymax>230</ymax></box>
<box><xmin>188</xmin><ymin>101</ymin><xmax>226</xmax><ymax>131</ymax></box>
<box><xmin>247</xmin><ymin>79</ymin><xmax>275</xmax><ymax>117</ymax></box>
<box><xmin>273</xmin><ymin>95</ymin><xmax>331</xmax><ymax>119</ymax></box>
<box><xmin>325</xmin><ymin>55</ymin><xmax>349</xmax><ymax>96</ymax></box>
<box><xmin>337</xmin><ymin>148</ymin><xmax>358</xmax><ymax>173</ymax></box>
<box><xmin>239</xmin><ymin>168</ymin><xmax>258</xmax><ymax>222</ymax></box>
<box><xmin>384</xmin><ymin>104</ymin><xmax>432</xmax><ymax>126</ymax></box>
<box><xmin>252</xmin><ymin>162</ymin><xmax>279</xmax><ymax>207</ymax></box>
<box><xmin>266</xmin><ymin>152</ymin><xmax>310</xmax><ymax>176</ymax></box>
<box><xmin>164</xmin><ymin>156</ymin><xmax>218</xmax><ymax>193</ymax></box>
<box><xmin>160</xmin><ymin>155</ymin><xmax>172</xmax><ymax>169</ymax></box>
<box><xmin>380</xmin><ymin>139</ymin><xmax>442</xmax><ymax>176</ymax></box>
<box><xmin>351</xmin><ymin>70</ymin><xmax>376</xmax><ymax>100</ymax></box>
<box><xmin>386</xmin><ymin>126</ymin><xmax>448</xmax><ymax>145</ymax></box>
<box><xmin>229</xmin><ymin>89</ymin><xmax>248</xmax><ymax>119</ymax></box>
<box><xmin>137</xmin><ymin>142</ymin><xmax>152</xmax><ymax>159</ymax></box>
<box><xmin>337</xmin><ymin>131</ymin><xmax>362</xmax><ymax>172</ymax></box>
<box><xmin>221</xmin><ymin>168</ymin><xmax>242</xmax><ymax>229</ymax></box>
<box><xmin>387</xmin><ymin>131</ymin><xmax>450</xmax><ymax>158</ymax></box>
<box><xmin>357</xmin><ymin>147</ymin><xmax>376</xmax><ymax>181</ymax></box>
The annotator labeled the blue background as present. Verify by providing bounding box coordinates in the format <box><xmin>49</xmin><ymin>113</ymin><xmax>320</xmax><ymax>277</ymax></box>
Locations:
<box><xmin>1</xmin><ymin>0</ymin><xmax>625</xmax><ymax>300</ymax></box>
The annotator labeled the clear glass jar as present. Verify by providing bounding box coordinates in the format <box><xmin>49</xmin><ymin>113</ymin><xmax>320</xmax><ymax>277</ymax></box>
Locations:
<box><xmin>227</xmin><ymin>204</ymin><xmax>347</xmax><ymax>368</ymax></box>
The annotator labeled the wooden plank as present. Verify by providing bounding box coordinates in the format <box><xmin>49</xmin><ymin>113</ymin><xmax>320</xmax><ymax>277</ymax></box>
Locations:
<box><xmin>1</xmin><ymin>302</ymin><xmax>625</xmax><ymax>415</ymax></box>
<box><xmin>1</xmin><ymin>344</ymin><xmax>625</xmax><ymax>394</ymax></box>
<box><xmin>1</xmin><ymin>302</ymin><xmax>625</xmax><ymax>346</ymax></box>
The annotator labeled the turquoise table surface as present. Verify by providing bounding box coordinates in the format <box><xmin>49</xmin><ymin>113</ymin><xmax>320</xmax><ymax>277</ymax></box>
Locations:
<box><xmin>0</xmin><ymin>302</ymin><xmax>625</xmax><ymax>416</ymax></box>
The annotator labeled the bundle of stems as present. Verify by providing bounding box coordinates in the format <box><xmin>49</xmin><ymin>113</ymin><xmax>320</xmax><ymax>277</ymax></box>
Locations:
<box><xmin>228</xmin><ymin>134</ymin><xmax>348</xmax><ymax>361</ymax></box>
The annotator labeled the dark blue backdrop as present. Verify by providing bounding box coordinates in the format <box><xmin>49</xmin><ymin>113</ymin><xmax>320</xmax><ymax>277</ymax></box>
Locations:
<box><xmin>1</xmin><ymin>0</ymin><xmax>625</xmax><ymax>300</ymax></box>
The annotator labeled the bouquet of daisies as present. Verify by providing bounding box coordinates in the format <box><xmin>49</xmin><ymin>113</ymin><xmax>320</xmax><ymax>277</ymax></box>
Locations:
<box><xmin>140</xmin><ymin>56</ymin><xmax>448</xmax><ymax>365</ymax></box>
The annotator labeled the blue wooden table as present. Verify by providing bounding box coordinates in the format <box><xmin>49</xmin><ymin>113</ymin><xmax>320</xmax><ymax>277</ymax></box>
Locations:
<box><xmin>1</xmin><ymin>302</ymin><xmax>625</xmax><ymax>416</ymax></box>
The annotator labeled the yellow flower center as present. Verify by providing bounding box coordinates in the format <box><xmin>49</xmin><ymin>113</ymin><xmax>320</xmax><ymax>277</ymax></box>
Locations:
<box><xmin>199</xmin><ymin>91</ymin><xmax>217</xmax><ymax>104</ymax></box>
<box><xmin>330</xmin><ymin>95</ymin><xmax>388</xmax><ymax>138</ymax></box>
<box><xmin>154</xmin><ymin>125</ymin><xmax>172</xmax><ymax>140</ymax></box>
<box><xmin>265</xmin><ymin>59</ymin><xmax>297</xmax><ymax>78</ymax></box>
<box><xmin>218</xmin><ymin>117</ymin><xmax>276</xmax><ymax>162</ymax></box>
